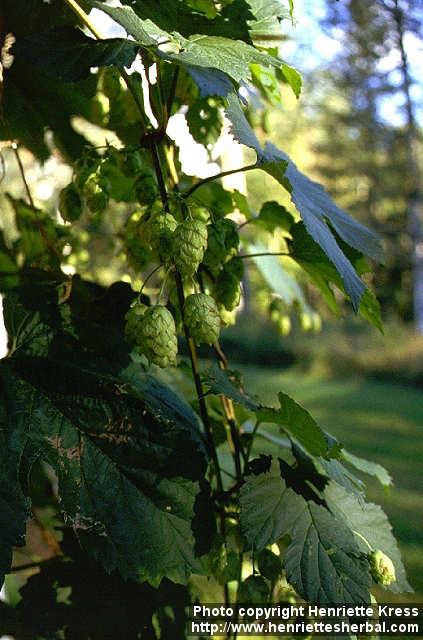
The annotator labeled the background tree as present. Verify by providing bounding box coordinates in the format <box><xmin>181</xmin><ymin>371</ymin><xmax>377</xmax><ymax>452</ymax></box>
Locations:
<box><xmin>312</xmin><ymin>0</ymin><xmax>423</xmax><ymax>324</ymax></box>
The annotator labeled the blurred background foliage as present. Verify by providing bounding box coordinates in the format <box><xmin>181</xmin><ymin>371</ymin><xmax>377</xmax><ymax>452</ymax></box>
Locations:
<box><xmin>0</xmin><ymin>0</ymin><xmax>423</xmax><ymax>619</ymax></box>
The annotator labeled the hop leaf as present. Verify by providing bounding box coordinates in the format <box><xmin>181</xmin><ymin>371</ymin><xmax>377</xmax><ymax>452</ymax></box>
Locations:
<box><xmin>173</xmin><ymin>219</ymin><xmax>208</xmax><ymax>278</ymax></box>
<box><xmin>184</xmin><ymin>293</ymin><xmax>220</xmax><ymax>345</ymax></box>
<box><xmin>215</xmin><ymin>269</ymin><xmax>241</xmax><ymax>311</ymax></box>
<box><xmin>58</xmin><ymin>183</ymin><xmax>83</xmax><ymax>222</ymax></box>
<box><xmin>138</xmin><ymin>305</ymin><xmax>178</xmax><ymax>368</ymax></box>
<box><xmin>369</xmin><ymin>550</ymin><xmax>396</xmax><ymax>586</ymax></box>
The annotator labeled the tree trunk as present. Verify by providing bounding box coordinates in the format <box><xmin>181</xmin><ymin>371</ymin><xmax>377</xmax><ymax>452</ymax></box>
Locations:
<box><xmin>392</xmin><ymin>1</ymin><xmax>423</xmax><ymax>331</ymax></box>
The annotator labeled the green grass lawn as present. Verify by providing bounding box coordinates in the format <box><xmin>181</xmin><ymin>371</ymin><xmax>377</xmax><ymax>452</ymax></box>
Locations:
<box><xmin>238</xmin><ymin>365</ymin><xmax>423</xmax><ymax>599</ymax></box>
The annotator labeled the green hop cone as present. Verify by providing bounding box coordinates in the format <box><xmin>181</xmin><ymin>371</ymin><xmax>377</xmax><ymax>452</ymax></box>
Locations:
<box><xmin>83</xmin><ymin>174</ymin><xmax>109</xmax><ymax>213</ymax></box>
<box><xmin>122</xmin><ymin>150</ymin><xmax>144</xmax><ymax>177</ymax></box>
<box><xmin>135</xmin><ymin>173</ymin><xmax>158</xmax><ymax>205</ymax></box>
<box><xmin>59</xmin><ymin>183</ymin><xmax>83</xmax><ymax>222</ymax></box>
<box><xmin>184</xmin><ymin>293</ymin><xmax>220</xmax><ymax>345</ymax></box>
<box><xmin>225</xmin><ymin>256</ymin><xmax>244</xmax><ymax>280</ymax></box>
<box><xmin>203</xmin><ymin>219</ymin><xmax>239</xmax><ymax>273</ymax></box>
<box><xmin>101</xmin><ymin>68</ymin><xmax>124</xmax><ymax>100</ymax></box>
<box><xmin>146</xmin><ymin>211</ymin><xmax>178</xmax><ymax>261</ymax></box>
<box><xmin>173</xmin><ymin>219</ymin><xmax>208</xmax><ymax>278</ymax></box>
<box><xmin>215</xmin><ymin>269</ymin><xmax>241</xmax><ymax>311</ymax></box>
<box><xmin>124</xmin><ymin>303</ymin><xmax>148</xmax><ymax>345</ymax></box>
<box><xmin>138</xmin><ymin>305</ymin><xmax>178</xmax><ymax>368</ymax></box>
<box><xmin>90</xmin><ymin>93</ymin><xmax>109</xmax><ymax>127</ymax></box>
<box><xmin>219</xmin><ymin>305</ymin><xmax>236</xmax><ymax>327</ymax></box>
<box><xmin>369</xmin><ymin>550</ymin><xmax>396</xmax><ymax>586</ymax></box>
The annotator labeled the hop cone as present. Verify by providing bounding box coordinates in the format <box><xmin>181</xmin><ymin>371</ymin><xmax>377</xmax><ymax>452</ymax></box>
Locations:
<box><xmin>369</xmin><ymin>550</ymin><xmax>396</xmax><ymax>586</ymax></box>
<box><xmin>59</xmin><ymin>183</ymin><xmax>83</xmax><ymax>222</ymax></box>
<box><xmin>203</xmin><ymin>219</ymin><xmax>239</xmax><ymax>273</ymax></box>
<box><xmin>135</xmin><ymin>173</ymin><xmax>158</xmax><ymax>205</ymax></box>
<box><xmin>138</xmin><ymin>305</ymin><xmax>178</xmax><ymax>368</ymax></box>
<box><xmin>124</xmin><ymin>303</ymin><xmax>148</xmax><ymax>345</ymax></box>
<box><xmin>83</xmin><ymin>174</ymin><xmax>109</xmax><ymax>213</ymax></box>
<box><xmin>215</xmin><ymin>270</ymin><xmax>241</xmax><ymax>311</ymax></box>
<box><xmin>173</xmin><ymin>219</ymin><xmax>208</xmax><ymax>278</ymax></box>
<box><xmin>146</xmin><ymin>211</ymin><xmax>178</xmax><ymax>261</ymax></box>
<box><xmin>184</xmin><ymin>293</ymin><xmax>220</xmax><ymax>345</ymax></box>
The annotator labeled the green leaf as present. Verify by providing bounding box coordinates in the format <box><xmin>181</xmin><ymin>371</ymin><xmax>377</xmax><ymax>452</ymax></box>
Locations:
<box><xmin>249</xmin><ymin>241</ymin><xmax>309</xmax><ymax>310</ymax></box>
<box><xmin>238</xmin><ymin>575</ymin><xmax>269</xmax><ymax>603</ymax></box>
<box><xmin>265</xmin><ymin>143</ymin><xmax>383</xmax><ymax>309</ymax></box>
<box><xmin>224</xmin><ymin>93</ymin><xmax>383</xmax><ymax>310</ymax></box>
<box><xmin>186</xmin><ymin>98</ymin><xmax>223</xmax><ymax>145</ymax></box>
<box><xmin>257</xmin><ymin>393</ymin><xmax>328</xmax><ymax>457</ymax></box>
<box><xmin>13</xmin><ymin>27</ymin><xmax>140</xmax><ymax>82</ymax></box>
<box><xmin>240</xmin><ymin>459</ymin><xmax>301</xmax><ymax>549</ymax></box>
<box><xmin>187</xmin><ymin>182</ymin><xmax>235</xmax><ymax>218</ymax></box>
<box><xmin>240</xmin><ymin>459</ymin><xmax>371</xmax><ymax>603</ymax></box>
<box><xmin>172</xmin><ymin>35</ymin><xmax>282</xmax><ymax>84</ymax></box>
<box><xmin>0</xmin><ymin>62</ymin><xmax>97</xmax><ymax>161</ymax></box>
<box><xmin>90</xmin><ymin>2</ymin><xmax>285</xmax><ymax>85</ymax></box>
<box><xmin>0</xmin><ymin>282</ymin><xmax>211</xmax><ymax>586</ymax></box>
<box><xmin>90</xmin><ymin>0</ymin><xmax>245</xmax><ymax>40</ymax></box>
<box><xmin>185</xmin><ymin>66</ymin><xmax>234</xmax><ymax>97</ymax></box>
<box><xmin>250</xmin><ymin>64</ymin><xmax>282</xmax><ymax>106</ymax></box>
<box><xmin>185</xmin><ymin>0</ymin><xmax>218</xmax><ymax>18</ymax></box>
<box><xmin>8</xmin><ymin>196</ymin><xmax>63</xmax><ymax>269</ymax></box>
<box><xmin>255</xmin><ymin>201</ymin><xmax>294</xmax><ymax>233</ymax></box>
<box><xmin>202</xmin><ymin>365</ymin><xmax>259</xmax><ymax>412</ymax></box>
<box><xmin>0</xmin><ymin>233</ymin><xmax>19</xmax><ymax>292</ymax></box>
<box><xmin>89</xmin><ymin>2</ymin><xmax>171</xmax><ymax>45</ymax></box>
<box><xmin>341</xmin><ymin>450</ymin><xmax>393</xmax><ymax>490</ymax></box>
<box><xmin>289</xmin><ymin>222</ymin><xmax>383</xmax><ymax>329</ymax></box>
<box><xmin>280</xmin><ymin>63</ymin><xmax>302</xmax><ymax>98</ymax></box>
<box><xmin>325</xmin><ymin>483</ymin><xmax>411</xmax><ymax>593</ymax></box>
<box><xmin>226</xmin><ymin>91</ymin><xmax>268</xmax><ymax>158</ymax></box>
<box><xmin>0</xmin><ymin>403</ymin><xmax>30</xmax><ymax>589</ymax></box>
<box><xmin>245</xmin><ymin>0</ymin><xmax>291</xmax><ymax>43</ymax></box>
<box><xmin>316</xmin><ymin>458</ymin><xmax>365</xmax><ymax>496</ymax></box>
<box><xmin>0</xmin><ymin>356</ymin><xmax>208</xmax><ymax>586</ymax></box>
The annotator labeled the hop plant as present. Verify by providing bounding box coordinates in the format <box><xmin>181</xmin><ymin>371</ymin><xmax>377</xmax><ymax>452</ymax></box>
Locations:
<box><xmin>101</xmin><ymin>67</ymin><xmax>124</xmax><ymax>100</ymax></box>
<box><xmin>121</xmin><ymin>149</ymin><xmax>145</xmax><ymax>178</ymax></box>
<box><xmin>135</xmin><ymin>173</ymin><xmax>158</xmax><ymax>205</ymax></box>
<box><xmin>184</xmin><ymin>293</ymin><xmax>220</xmax><ymax>345</ymax></box>
<box><xmin>369</xmin><ymin>550</ymin><xmax>396</xmax><ymax>586</ymax></box>
<box><xmin>90</xmin><ymin>93</ymin><xmax>109</xmax><ymax>127</ymax></box>
<box><xmin>215</xmin><ymin>270</ymin><xmax>241</xmax><ymax>311</ymax></box>
<box><xmin>146</xmin><ymin>211</ymin><xmax>178</xmax><ymax>262</ymax></box>
<box><xmin>124</xmin><ymin>303</ymin><xmax>148</xmax><ymax>345</ymax></box>
<box><xmin>138</xmin><ymin>305</ymin><xmax>178</xmax><ymax>368</ymax></box>
<box><xmin>58</xmin><ymin>183</ymin><xmax>83</xmax><ymax>222</ymax></box>
<box><xmin>83</xmin><ymin>174</ymin><xmax>109</xmax><ymax>213</ymax></box>
<box><xmin>203</xmin><ymin>219</ymin><xmax>239</xmax><ymax>273</ymax></box>
<box><xmin>173</xmin><ymin>219</ymin><xmax>208</xmax><ymax>278</ymax></box>
<box><xmin>219</xmin><ymin>305</ymin><xmax>237</xmax><ymax>327</ymax></box>
<box><xmin>225</xmin><ymin>256</ymin><xmax>244</xmax><ymax>280</ymax></box>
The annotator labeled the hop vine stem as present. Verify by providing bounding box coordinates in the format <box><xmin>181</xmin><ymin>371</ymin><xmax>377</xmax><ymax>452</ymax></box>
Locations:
<box><xmin>61</xmin><ymin>0</ymin><xmax>244</xmax><ymax>613</ymax></box>
<box><xmin>184</xmin><ymin>163</ymin><xmax>258</xmax><ymax>199</ymax></box>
